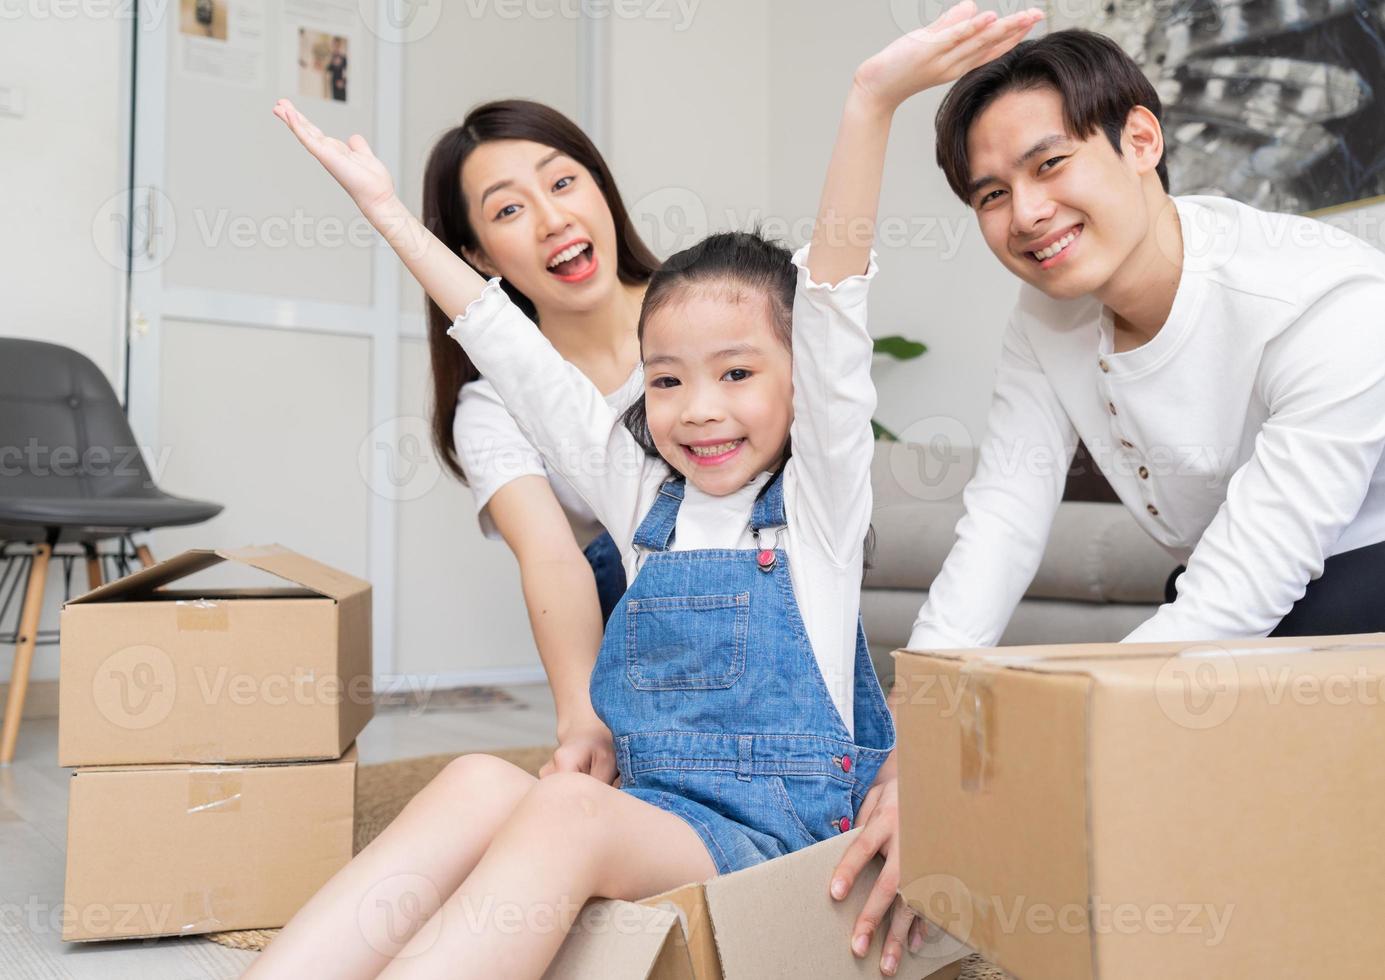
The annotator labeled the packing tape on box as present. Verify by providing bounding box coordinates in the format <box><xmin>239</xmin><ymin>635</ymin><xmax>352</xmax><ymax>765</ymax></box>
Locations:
<box><xmin>176</xmin><ymin>598</ymin><xmax>229</xmax><ymax>631</ymax></box>
<box><xmin>181</xmin><ymin>885</ymin><xmax>235</xmax><ymax>934</ymax></box>
<box><xmin>187</xmin><ymin>770</ymin><xmax>243</xmax><ymax>814</ymax></box>
<box><xmin>957</xmin><ymin>663</ymin><xmax>995</xmax><ymax>793</ymax></box>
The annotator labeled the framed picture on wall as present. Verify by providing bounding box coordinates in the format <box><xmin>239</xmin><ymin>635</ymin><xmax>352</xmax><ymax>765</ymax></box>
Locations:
<box><xmin>1073</xmin><ymin>0</ymin><xmax>1385</xmax><ymax>215</ymax></box>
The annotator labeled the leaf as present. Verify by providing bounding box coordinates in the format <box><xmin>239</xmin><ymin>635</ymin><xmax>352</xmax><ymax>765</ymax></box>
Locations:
<box><xmin>873</xmin><ymin>335</ymin><xmax>928</xmax><ymax>360</ymax></box>
<box><xmin>872</xmin><ymin>419</ymin><xmax>900</xmax><ymax>442</ymax></box>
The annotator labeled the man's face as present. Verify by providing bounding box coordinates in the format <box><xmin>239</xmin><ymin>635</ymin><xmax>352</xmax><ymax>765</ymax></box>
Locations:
<box><xmin>963</xmin><ymin>86</ymin><xmax>1153</xmax><ymax>301</ymax></box>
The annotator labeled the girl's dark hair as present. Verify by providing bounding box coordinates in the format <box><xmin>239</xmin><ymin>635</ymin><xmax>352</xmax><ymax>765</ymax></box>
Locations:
<box><xmin>935</xmin><ymin>28</ymin><xmax>1169</xmax><ymax>204</ymax></box>
<box><xmin>621</xmin><ymin>230</ymin><xmax>797</xmax><ymax>457</ymax></box>
<box><xmin>423</xmin><ymin>99</ymin><xmax>660</xmax><ymax>482</ymax></box>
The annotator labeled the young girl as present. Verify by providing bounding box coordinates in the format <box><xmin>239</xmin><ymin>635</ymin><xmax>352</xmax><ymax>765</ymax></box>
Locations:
<box><xmin>255</xmin><ymin>5</ymin><xmax>1041</xmax><ymax>977</ymax></box>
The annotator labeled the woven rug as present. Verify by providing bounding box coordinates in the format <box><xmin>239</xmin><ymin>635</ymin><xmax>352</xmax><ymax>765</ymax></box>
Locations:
<box><xmin>372</xmin><ymin>684</ymin><xmax>526</xmax><ymax>714</ymax></box>
<box><xmin>204</xmin><ymin>747</ymin><xmax>1010</xmax><ymax>978</ymax></box>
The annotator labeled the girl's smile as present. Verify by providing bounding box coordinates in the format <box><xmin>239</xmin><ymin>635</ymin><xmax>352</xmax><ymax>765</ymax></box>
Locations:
<box><xmin>682</xmin><ymin>438</ymin><xmax>746</xmax><ymax>466</ymax></box>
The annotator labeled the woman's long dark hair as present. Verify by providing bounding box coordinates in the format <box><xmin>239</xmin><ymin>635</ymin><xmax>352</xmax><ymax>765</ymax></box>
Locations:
<box><xmin>423</xmin><ymin>99</ymin><xmax>660</xmax><ymax>482</ymax></box>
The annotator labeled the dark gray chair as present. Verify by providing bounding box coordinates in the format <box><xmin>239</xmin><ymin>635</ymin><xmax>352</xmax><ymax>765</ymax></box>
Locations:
<box><xmin>0</xmin><ymin>337</ymin><xmax>222</xmax><ymax>763</ymax></box>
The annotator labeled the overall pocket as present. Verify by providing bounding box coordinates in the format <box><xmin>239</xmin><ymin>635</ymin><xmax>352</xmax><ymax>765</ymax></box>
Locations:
<box><xmin>625</xmin><ymin>592</ymin><xmax>750</xmax><ymax>690</ymax></box>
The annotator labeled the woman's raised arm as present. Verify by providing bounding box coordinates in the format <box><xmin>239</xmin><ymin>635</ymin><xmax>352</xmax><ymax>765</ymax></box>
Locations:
<box><xmin>272</xmin><ymin>98</ymin><xmax>489</xmax><ymax>322</ymax></box>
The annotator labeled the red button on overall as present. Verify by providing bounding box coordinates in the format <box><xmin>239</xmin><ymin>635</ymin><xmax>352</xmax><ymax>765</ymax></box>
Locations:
<box><xmin>837</xmin><ymin>817</ymin><xmax>851</xmax><ymax>833</ymax></box>
<box><xmin>841</xmin><ymin>754</ymin><xmax>852</xmax><ymax>773</ymax></box>
<box><xmin>756</xmin><ymin>549</ymin><xmax>776</xmax><ymax>571</ymax></box>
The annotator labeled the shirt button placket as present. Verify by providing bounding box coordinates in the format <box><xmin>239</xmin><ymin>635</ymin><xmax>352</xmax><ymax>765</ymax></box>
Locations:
<box><xmin>1101</xmin><ymin>357</ymin><xmax>1159</xmax><ymax>523</ymax></box>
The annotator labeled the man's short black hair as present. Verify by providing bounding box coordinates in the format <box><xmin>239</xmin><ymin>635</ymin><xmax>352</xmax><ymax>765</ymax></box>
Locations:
<box><xmin>935</xmin><ymin>28</ymin><xmax>1170</xmax><ymax>203</ymax></box>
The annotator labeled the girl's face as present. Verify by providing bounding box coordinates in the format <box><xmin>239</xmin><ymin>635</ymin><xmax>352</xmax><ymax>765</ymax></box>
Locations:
<box><xmin>459</xmin><ymin>139</ymin><xmax>622</xmax><ymax>313</ymax></box>
<box><xmin>641</xmin><ymin>288</ymin><xmax>793</xmax><ymax>497</ymax></box>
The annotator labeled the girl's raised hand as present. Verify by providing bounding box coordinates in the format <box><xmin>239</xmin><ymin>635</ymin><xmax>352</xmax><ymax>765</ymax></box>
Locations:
<box><xmin>855</xmin><ymin>1</ymin><xmax>1044</xmax><ymax>110</ymax></box>
<box><xmin>272</xmin><ymin>98</ymin><xmax>397</xmax><ymax>220</ymax></box>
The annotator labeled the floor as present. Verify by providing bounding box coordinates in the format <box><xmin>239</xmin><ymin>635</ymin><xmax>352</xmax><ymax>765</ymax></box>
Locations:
<box><xmin>0</xmin><ymin>684</ymin><xmax>560</xmax><ymax>980</ymax></box>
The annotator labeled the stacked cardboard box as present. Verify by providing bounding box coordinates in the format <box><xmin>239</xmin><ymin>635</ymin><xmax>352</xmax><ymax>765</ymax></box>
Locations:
<box><xmin>893</xmin><ymin>633</ymin><xmax>1385</xmax><ymax>979</ymax></box>
<box><xmin>58</xmin><ymin>545</ymin><xmax>371</xmax><ymax>941</ymax></box>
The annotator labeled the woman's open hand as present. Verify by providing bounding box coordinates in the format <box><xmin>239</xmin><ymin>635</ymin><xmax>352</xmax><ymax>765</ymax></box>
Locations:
<box><xmin>272</xmin><ymin>98</ymin><xmax>397</xmax><ymax>220</ymax></box>
<box><xmin>854</xmin><ymin>1</ymin><xmax>1044</xmax><ymax>111</ymax></box>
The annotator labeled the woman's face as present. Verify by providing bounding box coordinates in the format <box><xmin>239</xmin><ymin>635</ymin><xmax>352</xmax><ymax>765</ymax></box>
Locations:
<box><xmin>460</xmin><ymin>139</ymin><xmax>623</xmax><ymax>314</ymax></box>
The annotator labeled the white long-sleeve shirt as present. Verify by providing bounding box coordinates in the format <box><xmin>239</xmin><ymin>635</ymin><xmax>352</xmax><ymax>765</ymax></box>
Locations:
<box><xmin>449</xmin><ymin>246</ymin><xmax>879</xmax><ymax>734</ymax></box>
<box><xmin>453</xmin><ymin>368</ymin><xmax>643</xmax><ymax>546</ymax></box>
<box><xmin>910</xmin><ymin>195</ymin><xmax>1385</xmax><ymax>649</ymax></box>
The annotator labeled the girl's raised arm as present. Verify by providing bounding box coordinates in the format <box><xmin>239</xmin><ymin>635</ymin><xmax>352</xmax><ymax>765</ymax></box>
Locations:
<box><xmin>272</xmin><ymin>99</ymin><xmax>488</xmax><ymax>321</ymax></box>
<box><xmin>807</xmin><ymin>2</ymin><xmax>1044</xmax><ymax>286</ymax></box>
<box><xmin>789</xmin><ymin>3</ymin><xmax>1046</xmax><ymax>565</ymax></box>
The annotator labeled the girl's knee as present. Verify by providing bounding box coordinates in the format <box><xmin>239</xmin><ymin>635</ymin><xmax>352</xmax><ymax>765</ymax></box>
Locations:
<box><xmin>514</xmin><ymin>771</ymin><xmax>612</xmax><ymax>829</ymax></box>
<box><xmin>428</xmin><ymin>753</ymin><xmax>536</xmax><ymax>806</ymax></box>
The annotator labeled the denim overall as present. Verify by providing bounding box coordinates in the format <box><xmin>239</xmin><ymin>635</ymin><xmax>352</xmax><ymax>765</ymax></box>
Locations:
<box><xmin>590</xmin><ymin>470</ymin><xmax>896</xmax><ymax>874</ymax></box>
<box><xmin>582</xmin><ymin>531</ymin><xmax>627</xmax><ymax>626</ymax></box>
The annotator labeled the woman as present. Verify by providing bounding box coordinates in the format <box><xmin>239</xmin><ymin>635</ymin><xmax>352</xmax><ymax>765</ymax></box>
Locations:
<box><xmin>422</xmin><ymin>100</ymin><xmax>657</xmax><ymax>782</ymax></box>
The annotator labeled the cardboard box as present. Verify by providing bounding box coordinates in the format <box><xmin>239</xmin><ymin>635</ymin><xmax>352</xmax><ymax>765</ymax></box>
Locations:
<box><xmin>546</xmin><ymin>829</ymin><xmax>970</xmax><ymax>979</ymax></box>
<box><xmin>893</xmin><ymin>633</ymin><xmax>1385</xmax><ymax>980</ymax></box>
<box><xmin>59</xmin><ymin>544</ymin><xmax>372</xmax><ymax>766</ymax></box>
<box><xmin>63</xmin><ymin>744</ymin><xmax>357</xmax><ymax>941</ymax></box>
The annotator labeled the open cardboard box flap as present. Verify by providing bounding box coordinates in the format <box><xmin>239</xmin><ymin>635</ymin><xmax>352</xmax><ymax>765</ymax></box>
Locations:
<box><xmin>69</xmin><ymin>544</ymin><xmax>371</xmax><ymax>604</ymax></box>
<box><xmin>546</xmin><ymin>830</ymin><xmax>969</xmax><ymax>980</ymax></box>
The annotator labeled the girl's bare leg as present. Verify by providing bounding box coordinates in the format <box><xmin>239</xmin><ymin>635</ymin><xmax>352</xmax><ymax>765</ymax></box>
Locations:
<box><xmin>378</xmin><ymin>771</ymin><xmax>718</xmax><ymax>979</ymax></box>
<box><xmin>244</xmin><ymin>754</ymin><xmax>538</xmax><ymax>980</ymax></box>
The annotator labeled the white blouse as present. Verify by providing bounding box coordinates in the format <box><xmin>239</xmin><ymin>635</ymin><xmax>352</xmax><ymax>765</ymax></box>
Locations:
<box><xmin>453</xmin><ymin>368</ymin><xmax>643</xmax><ymax>547</ymax></box>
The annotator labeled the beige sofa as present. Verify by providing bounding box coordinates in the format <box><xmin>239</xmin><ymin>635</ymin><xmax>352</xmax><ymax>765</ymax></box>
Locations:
<box><xmin>862</xmin><ymin>441</ymin><xmax>1179</xmax><ymax>686</ymax></box>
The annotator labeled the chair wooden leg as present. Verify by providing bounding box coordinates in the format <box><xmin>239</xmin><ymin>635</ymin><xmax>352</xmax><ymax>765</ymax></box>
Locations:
<box><xmin>136</xmin><ymin>544</ymin><xmax>155</xmax><ymax>569</ymax></box>
<box><xmin>84</xmin><ymin>544</ymin><xmax>104</xmax><ymax>590</ymax></box>
<box><xmin>0</xmin><ymin>543</ymin><xmax>53</xmax><ymax>765</ymax></box>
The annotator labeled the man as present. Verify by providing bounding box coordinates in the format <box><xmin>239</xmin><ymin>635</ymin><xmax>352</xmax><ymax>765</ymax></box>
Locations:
<box><xmin>909</xmin><ymin>28</ymin><xmax>1385</xmax><ymax>648</ymax></box>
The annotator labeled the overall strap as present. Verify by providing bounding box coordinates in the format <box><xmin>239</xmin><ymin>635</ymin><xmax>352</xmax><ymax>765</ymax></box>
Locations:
<box><xmin>631</xmin><ymin>477</ymin><xmax>685</xmax><ymax>552</ymax></box>
<box><xmin>750</xmin><ymin>466</ymin><xmax>788</xmax><ymax>533</ymax></box>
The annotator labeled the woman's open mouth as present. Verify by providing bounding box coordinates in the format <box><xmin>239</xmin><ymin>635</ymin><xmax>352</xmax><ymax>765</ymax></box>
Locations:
<box><xmin>546</xmin><ymin>241</ymin><xmax>598</xmax><ymax>283</ymax></box>
<box><xmin>682</xmin><ymin>439</ymin><xmax>744</xmax><ymax>467</ymax></box>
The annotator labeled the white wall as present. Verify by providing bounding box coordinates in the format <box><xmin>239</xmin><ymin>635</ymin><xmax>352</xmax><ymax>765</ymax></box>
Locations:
<box><xmin>0</xmin><ymin>15</ymin><xmax>126</xmax><ymax>386</ymax></box>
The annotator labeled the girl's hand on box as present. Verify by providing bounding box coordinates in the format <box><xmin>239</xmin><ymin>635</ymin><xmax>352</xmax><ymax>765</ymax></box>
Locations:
<box><xmin>272</xmin><ymin>98</ymin><xmax>397</xmax><ymax>220</ymax></box>
<box><xmin>830</xmin><ymin>772</ymin><xmax>929</xmax><ymax>976</ymax></box>
<box><xmin>542</xmin><ymin>718</ymin><xmax>618</xmax><ymax>785</ymax></box>
<box><xmin>854</xmin><ymin>1</ymin><xmax>1044</xmax><ymax>111</ymax></box>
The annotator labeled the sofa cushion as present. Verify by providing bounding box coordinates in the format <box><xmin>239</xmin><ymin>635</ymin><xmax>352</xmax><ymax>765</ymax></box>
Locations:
<box><xmin>867</xmin><ymin>442</ymin><xmax>1176</xmax><ymax>604</ymax></box>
